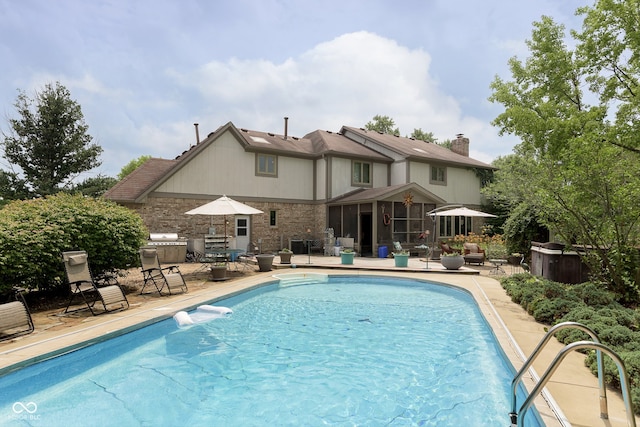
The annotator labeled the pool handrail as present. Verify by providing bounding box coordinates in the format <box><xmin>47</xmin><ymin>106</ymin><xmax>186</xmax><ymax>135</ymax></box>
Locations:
<box><xmin>513</xmin><ymin>340</ymin><xmax>635</xmax><ymax>427</ymax></box>
<box><xmin>509</xmin><ymin>321</ymin><xmax>605</xmax><ymax>421</ymax></box>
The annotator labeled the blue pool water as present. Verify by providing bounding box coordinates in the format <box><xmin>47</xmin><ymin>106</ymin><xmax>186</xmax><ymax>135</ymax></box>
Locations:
<box><xmin>0</xmin><ymin>276</ymin><xmax>543</xmax><ymax>426</ymax></box>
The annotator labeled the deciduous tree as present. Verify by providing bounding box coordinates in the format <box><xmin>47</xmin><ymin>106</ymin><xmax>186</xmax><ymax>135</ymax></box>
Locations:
<box><xmin>364</xmin><ymin>115</ymin><xmax>400</xmax><ymax>135</ymax></box>
<box><xmin>1</xmin><ymin>82</ymin><xmax>103</xmax><ymax>197</ymax></box>
<box><xmin>118</xmin><ymin>155</ymin><xmax>151</xmax><ymax>180</ymax></box>
<box><xmin>489</xmin><ymin>5</ymin><xmax>640</xmax><ymax>302</ymax></box>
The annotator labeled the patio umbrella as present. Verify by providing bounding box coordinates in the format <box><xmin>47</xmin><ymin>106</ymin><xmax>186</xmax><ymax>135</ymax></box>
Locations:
<box><xmin>185</xmin><ymin>195</ymin><xmax>263</xmax><ymax>251</ymax></box>
<box><xmin>424</xmin><ymin>206</ymin><xmax>496</xmax><ymax>266</ymax></box>
<box><xmin>430</xmin><ymin>206</ymin><xmax>496</xmax><ymax>217</ymax></box>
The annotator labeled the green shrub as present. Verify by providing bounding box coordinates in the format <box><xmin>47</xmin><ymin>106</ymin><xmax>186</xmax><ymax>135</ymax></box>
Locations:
<box><xmin>530</xmin><ymin>297</ymin><xmax>581</xmax><ymax>324</ymax></box>
<box><xmin>502</xmin><ymin>274</ymin><xmax>544</xmax><ymax>310</ymax></box>
<box><xmin>502</xmin><ymin>273</ymin><xmax>640</xmax><ymax>413</ymax></box>
<box><xmin>542</xmin><ymin>280</ymin><xmax>570</xmax><ymax>300</ymax></box>
<box><xmin>568</xmin><ymin>282</ymin><xmax>619</xmax><ymax>308</ymax></box>
<box><xmin>586</xmin><ymin>350</ymin><xmax>640</xmax><ymax>396</ymax></box>
<box><xmin>0</xmin><ymin>193</ymin><xmax>147</xmax><ymax>293</ymax></box>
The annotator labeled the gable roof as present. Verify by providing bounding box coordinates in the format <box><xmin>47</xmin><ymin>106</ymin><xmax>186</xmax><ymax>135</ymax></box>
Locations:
<box><xmin>340</xmin><ymin>126</ymin><xmax>494</xmax><ymax>169</ymax></box>
<box><xmin>102</xmin><ymin>158</ymin><xmax>177</xmax><ymax>202</ymax></box>
<box><xmin>304</xmin><ymin>129</ymin><xmax>392</xmax><ymax>162</ymax></box>
<box><xmin>103</xmin><ymin>121</ymin><xmax>494</xmax><ymax>204</ymax></box>
<box><xmin>328</xmin><ymin>182</ymin><xmax>446</xmax><ymax>205</ymax></box>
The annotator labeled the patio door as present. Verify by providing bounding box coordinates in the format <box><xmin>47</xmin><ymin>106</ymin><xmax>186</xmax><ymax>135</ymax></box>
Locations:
<box><xmin>235</xmin><ymin>216</ymin><xmax>250</xmax><ymax>252</ymax></box>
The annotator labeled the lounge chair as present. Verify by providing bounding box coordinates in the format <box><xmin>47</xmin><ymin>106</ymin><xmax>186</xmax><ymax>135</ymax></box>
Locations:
<box><xmin>62</xmin><ymin>251</ymin><xmax>129</xmax><ymax>315</ymax></box>
<box><xmin>0</xmin><ymin>289</ymin><xmax>34</xmax><ymax>341</ymax></box>
<box><xmin>139</xmin><ymin>246</ymin><xmax>188</xmax><ymax>295</ymax></box>
<box><xmin>463</xmin><ymin>242</ymin><xmax>486</xmax><ymax>265</ymax></box>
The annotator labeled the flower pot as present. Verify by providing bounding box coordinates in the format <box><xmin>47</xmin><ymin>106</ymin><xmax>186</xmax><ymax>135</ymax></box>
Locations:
<box><xmin>256</xmin><ymin>254</ymin><xmax>275</xmax><ymax>272</ymax></box>
<box><xmin>279</xmin><ymin>252</ymin><xmax>293</xmax><ymax>264</ymax></box>
<box><xmin>340</xmin><ymin>252</ymin><xmax>354</xmax><ymax>265</ymax></box>
<box><xmin>507</xmin><ymin>255</ymin><xmax>521</xmax><ymax>266</ymax></box>
<box><xmin>393</xmin><ymin>253</ymin><xmax>409</xmax><ymax>267</ymax></box>
<box><xmin>441</xmin><ymin>255</ymin><xmax>464</xmax><ymax>270</ymax></box>
<box><xmin>209</xmin><ymin>265</ymin><xmax>227</xmax><ymax>281</ymax></box>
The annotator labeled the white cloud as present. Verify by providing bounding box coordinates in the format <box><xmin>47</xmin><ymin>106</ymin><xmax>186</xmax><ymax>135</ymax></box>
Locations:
<box><xmin>0</xmin><ymin>0</ymin><xmax>592</xmax><ymax>177</ymax></box>
<box><xmin>170</xmin><ymin>31</ymin><xmax>497</xmax><ymax>151</ymax></box>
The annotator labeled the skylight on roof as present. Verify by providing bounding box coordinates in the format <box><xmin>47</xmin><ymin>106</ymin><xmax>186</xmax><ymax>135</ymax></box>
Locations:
<box><xmin>250</xmin><ymin>136</ymin><xmax>270</xmax><ymax>144</ymax></box>
<box><xmin>413</xmin><ymin>148</ymin><xmax>427</xmax><ymax>153</ymax></box>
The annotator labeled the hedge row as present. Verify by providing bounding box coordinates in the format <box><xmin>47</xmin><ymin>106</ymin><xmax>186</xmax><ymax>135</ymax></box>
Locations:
<box><xmin>0</xmin><ymin>193</ymin><xmax>148</xmax><ymax>294</ymax></box>
<box><xmin>501</xmin><ymin>273</ymin><xmax>640</xmax><ymax>414</ymax></box>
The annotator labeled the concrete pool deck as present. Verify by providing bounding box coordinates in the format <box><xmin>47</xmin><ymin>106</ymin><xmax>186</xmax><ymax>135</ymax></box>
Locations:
<box><xmin>1</xmin><ymin>255</ymin><xmax>638</xmax><ymax>426</ymax></box>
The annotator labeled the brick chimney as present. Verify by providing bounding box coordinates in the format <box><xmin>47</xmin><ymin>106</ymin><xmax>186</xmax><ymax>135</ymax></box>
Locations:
<box><xmin>451</xmin><ymin>133</ymin><xmax>469</xmax><ymax>156</ymax></box>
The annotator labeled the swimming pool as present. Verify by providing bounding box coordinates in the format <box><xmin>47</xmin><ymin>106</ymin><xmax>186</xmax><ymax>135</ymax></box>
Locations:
<box><xmin>0</xmin><ymin>276</ymin><xmax>543</xmax><ymax>426</ymax></box>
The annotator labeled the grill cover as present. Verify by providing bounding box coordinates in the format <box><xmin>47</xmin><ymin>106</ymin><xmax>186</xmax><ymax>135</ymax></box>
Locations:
<box><xmin>149</xmin><ymin>233</ymin><xmax>179</xmax><ymax>241</ymax></box>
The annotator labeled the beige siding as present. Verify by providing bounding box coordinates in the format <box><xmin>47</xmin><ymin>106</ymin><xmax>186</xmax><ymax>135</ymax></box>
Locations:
<box><xmin>330</xmin><ymin>157</ymin><xmax>353</xmax><ymax>196</ymax></box>
<box><xmin>409</xmin><ymin>161</ymin><xmax>482</xmax><ymax>205</ymax></box>
<box><xmin>390</xmin><ymin>161</ymin><xmax>407</xmax><ymax>185</ymax></box>
<box><xmin>316</xmin><ymin>158</ymin><xmax>327</xmax><ymax>200</ymax></box>
<box><xmin>155</xmin><ymin>131</ymin><xmax>313</xmax><ymax>199</ymax></box>
<box><xmin>372</xmin><ymin>163</ymin><xmax>388</xmax><ymax>187</ymax></box>
<box><xmin>330</xmin><ymin>157</ymin><xmax>388</xmax><ymax>196</ymax></box>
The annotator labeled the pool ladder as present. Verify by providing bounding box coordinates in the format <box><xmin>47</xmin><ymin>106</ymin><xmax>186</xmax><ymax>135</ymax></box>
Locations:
<box><xmin>509</xmin><ymin>321</ymin><xmax>636</xmax><ymax>427</ymax></box>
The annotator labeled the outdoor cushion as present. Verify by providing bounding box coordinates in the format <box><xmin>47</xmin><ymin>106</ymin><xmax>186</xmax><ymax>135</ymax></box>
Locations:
<box><xmin>68</xmin><ymin>254</ymin><xmax>87</xmax><ymax>265</ymax></box>
<box><xmin>142</xmin><ymin>249</ymin><xmax>156</xmax><ymax>258</ymax></box>
<box><xmin>463</xmin><ymin>243</ymin><xmax>480</xmax><ymax>253</ymax></box>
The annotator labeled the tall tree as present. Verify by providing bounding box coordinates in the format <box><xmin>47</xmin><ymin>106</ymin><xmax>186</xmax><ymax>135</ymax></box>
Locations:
<box><xmin>118</xmin><ymin>155</ymin><xmax>151</xmax><ymax>180</ymax></box>
<box><xmin>489</xmin><ymin>8</ymin><xmax>640</xmax><ymax>302</ymax></box>
<box><xmin>574</xmin><ymin>1</ymin><xmax>640</xmax><ymax>154</ymax></box>
<box><xmin>411</xmin><ymin>128</ymin><xmax>452</xmax><ymax>148</ymax></box>
<box><xmin>365</xmin><ymin>115</ymin><xmax>400</xmax><ymax>135</ymax></box>
<box><xmin>2</xmin><ymin>82</ymin><xmax>103</xmax><ymax>197</ymax></box>
<box><xmin>411</xmin><ymin>128</ymin><xmax>436</xmax><ymax>142</ymax></box>
<box><xmin>72</xmin><ymin>175</ymin><xmax>118</xmax><ymax>197</ymax></box>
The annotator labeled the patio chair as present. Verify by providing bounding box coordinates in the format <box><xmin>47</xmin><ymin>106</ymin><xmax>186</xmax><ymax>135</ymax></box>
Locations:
<box><xmin>62</xmin><ymin>251</ymin><xmax>129</xmax><ymax>315</ymax></box>
<box><xmin>439</xmin><ymin>242</ymin><xmax>461</xmax><ymax>255</ymax></box>
<box><xmin>139</xmin><ymin>246</ymin><xmax>188</xmax><ymax>295</ymax></box>
<box><xmin>308</xmin><ymin>238</ymin><xmax>323</xmax><ymax>254</ymax></box>
<box><xmin>463</xmin><ymin>242</ymin><xmax>485</xmax><ymax>265</ymax></box>
<box><xmin>0</xmin><ymin>288</ymin><xmax>34</xmax><ymax>341</ymax></box>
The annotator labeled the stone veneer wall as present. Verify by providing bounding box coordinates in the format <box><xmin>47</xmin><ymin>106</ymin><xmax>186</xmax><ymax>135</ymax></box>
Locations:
<box><xmin>122</xmin><ymin>197</ymin><xmax>327</xmax><ymax>254</ymax></box>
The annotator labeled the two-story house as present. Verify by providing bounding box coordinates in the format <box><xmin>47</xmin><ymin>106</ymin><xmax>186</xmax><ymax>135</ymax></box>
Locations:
<box><xmin>103</xmin><ymin>120</ymin><xmax>494</xmax><ymax>256</ymax></box>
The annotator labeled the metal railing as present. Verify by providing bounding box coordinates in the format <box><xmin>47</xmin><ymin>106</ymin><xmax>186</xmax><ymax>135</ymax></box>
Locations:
<box><xmin>509</xmin><ymin>321</ymin><xmax>635</xmax><ymax>427</ymax></box>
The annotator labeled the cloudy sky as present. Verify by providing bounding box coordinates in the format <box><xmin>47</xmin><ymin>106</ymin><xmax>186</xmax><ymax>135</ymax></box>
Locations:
<box><xmin>0</xmin><ymin>0</ymin><xmax>586</xmax><ymax>178</ymax></box>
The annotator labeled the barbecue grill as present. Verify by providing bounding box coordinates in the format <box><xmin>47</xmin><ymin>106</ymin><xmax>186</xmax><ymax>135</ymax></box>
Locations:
<box><xmin>147</xmin><ymin>233</ymin><xmax>187</xmax><ymax>263</ymax></box>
